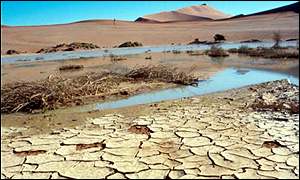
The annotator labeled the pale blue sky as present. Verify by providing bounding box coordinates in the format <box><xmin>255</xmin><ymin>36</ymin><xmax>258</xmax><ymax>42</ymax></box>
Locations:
<box><xmin>1</xmin><ymin>1</ymin><xmax>297</xmax><ymax>26</ymax></box>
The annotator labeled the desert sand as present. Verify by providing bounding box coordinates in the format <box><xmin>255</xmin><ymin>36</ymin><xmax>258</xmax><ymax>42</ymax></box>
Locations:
<box><xmin>137</xmin><ymin>4</ymin><xmax>231</xmax><ymax>22</ymax></box>
<box><xmin>1</xmin><ymin>7</ymin><xmax>299</xmax><ymax>54</ymax></box>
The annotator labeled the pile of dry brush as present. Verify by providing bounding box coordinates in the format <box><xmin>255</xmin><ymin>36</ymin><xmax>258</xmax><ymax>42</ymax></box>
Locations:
<box><xmin>125</xmin><ymin>65</ymin><xmax>197</xmax><ymax>85</ymax></box>
<box><xmin>1</xmin><ymin>65</ymin><xmax>197</xmax><ymax>113</ymax></box>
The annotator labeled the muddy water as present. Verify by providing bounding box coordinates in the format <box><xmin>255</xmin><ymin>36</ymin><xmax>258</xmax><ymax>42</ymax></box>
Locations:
<box><xmin>1</xmin><ymin>40</ymin><xmax>298</xmax><ymax>63</ymax></box>
<box><xmin>55</xmin><ymin>67</ymin><xmax>298</xmax><ymax>113</ymax></box>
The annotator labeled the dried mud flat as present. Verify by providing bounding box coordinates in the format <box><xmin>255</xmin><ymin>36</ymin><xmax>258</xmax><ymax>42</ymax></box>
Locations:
<box><xmin>1</xmin><ymin>80</ymin><xmax>299</xmax><ymax>179</ymax></box>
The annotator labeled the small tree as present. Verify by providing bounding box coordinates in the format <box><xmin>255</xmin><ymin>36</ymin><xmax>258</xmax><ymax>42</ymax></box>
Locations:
<box><xmin>272</xmin><ymin>31</ymin><xmax>281</xmax><ymax>48</ymax></box>
<box><xmin>214</xmin><ymin>34</ymin><xmax>226</xmax><ymax>42</ymax></box>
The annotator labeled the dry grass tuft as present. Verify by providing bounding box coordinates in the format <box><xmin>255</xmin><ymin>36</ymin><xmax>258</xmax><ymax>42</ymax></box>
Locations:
<box><xmin>59</xmin><ymin>64</ymin><xmax>84</xmax><ymax>71</ymax></box>
<box><xmin>109</xmin><ymin>54</ymin><xmax>127</xmax><ymax>62</ymax></box>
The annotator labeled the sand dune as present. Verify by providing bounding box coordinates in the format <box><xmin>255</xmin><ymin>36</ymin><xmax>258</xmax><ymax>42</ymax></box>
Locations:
<box><xmin>223</xmin><ymin>2</ymin><xmax>299</xmax><ymax>20</ymax></box>
<box><xmin>176</xmin><ymin>4</ymin><xmax>232</xmax><ymax>20</ymax></box>
<box><xmin>1</xmin><ymin>3</ymin><xmax>299</xmax><ymax>54</ymax></box>
<box><xmin>135</xmin><ymin>4</ymin><xmax>231</xmax><ymax>22</ymax></box>
<box><xmin>136</xmin><ymin>11</ymin><xmax>212</xmax><ymax>23</ymax></box>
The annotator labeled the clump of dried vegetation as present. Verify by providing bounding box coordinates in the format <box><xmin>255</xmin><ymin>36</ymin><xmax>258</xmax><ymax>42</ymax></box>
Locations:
<box><xmin>228</xmin><ymin>45</ymin><xmax>299</xmax><ymax>59</ymax></box>
<box><xmin>1</xmin><ymin>65</ymin><xmax>197</xmax><ymax>113</ymax></box>
<box><xmin>145</xmin><ymin>56</ymin><xmax>152</xmax><ymax>60</ymax></box>
<box><xmin>109</xmin><ymin>54</ymin><xmax>127</xmax><ymax>62</ymax></box>
<box><xmin>229</xmin><ymin>32</ymin><xmax>298</xmax><ymax>59</ymax></box>
<box><xmin>172</xmin><ymin>50</ymin><xmax>181</xmax><ymax>54</ymax></box>
<box><xmin>118</xmin><ymin>41</ymin><xmax>143</xmax><ymax>48</ymax></box>
<box><xmin>59</xmin><ymin>64</ymin><xmax>84</xmax><ymax>71</ymax></box>
<box><xmin>6</xmin><ymin>49</ymin><xmax>23</xmax><ymax>55</ymax></box>
<box><xmin>186</xmin><ymin>50</ymin><xmax>203</xmax><ymax>56</ymax></box>
<box><xmin>205</xmin><ymin>45</ymin><xmax>229</xmax><ymax>57</ymax></box>
<box><xmin>213</xmin><ymin>34</ymin><xmax>226</xmax><ymax>42</ymax></box>
<box><xmin>36</xmin><ymin>42</ymin><xmax>100</xmax><ymax>53</ymax></box>
<box><xmin>125</xmin><ymin>65</ymin><xmax>197</xmax><ymax>85</ymax></box>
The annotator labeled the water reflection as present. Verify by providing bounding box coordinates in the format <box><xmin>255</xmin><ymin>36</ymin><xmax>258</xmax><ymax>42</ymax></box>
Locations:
<box><xmin>235</xmin><ymin>69</ymin><xmax>250</xmax><ymax>75</ymax></box>
<box><xmin>210</xmin><ymin>57</ymin><xmax>226</xmax><ymax>65</ymax></box>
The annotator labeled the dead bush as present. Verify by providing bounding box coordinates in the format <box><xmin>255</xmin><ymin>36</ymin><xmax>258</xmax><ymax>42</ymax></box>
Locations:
<box><xmin>59</xmin><ymin>64</ymin><xmax>84</xmax><ymax>71</ymax></box>
<box><xmin>118</xmin><ymin>41</ymin><xmax>143</xmax><ymax>48</ymax></box>
<box><xmin>36</xmin><ymin>42</ymin><xmax>100</xmax><ymax>53</ymax></box>
<box><xmin>6</xmin><ymin>49</ymin><xmax>21</xmax><ymax>55</ymax></box>
<box><xmin>213</xmin><ymin>34</ymin><xmax>226</xmax><ymax>42</ymax></box>
<box><xmin>145</xmin><ymin>56</ymin><xmax>152</xmax><ymax>60</ymax></box>
<box><xmin>172</xmin><ymin>50</ymin><xmax>181</xmax><ymax>54</ymax></box>
<box><xmin>186</xmin><ymin>50</ymin><xmax>203</xmax><ymax>56</ymax></box>
<box><xmin>205</xmin><ymin>45</ymin><xmax>229</xmax><ymax>57</ymax></box>
<box><xmin>109</xmin><ymin>54</ymin><xmax>127</xmax><ymax>62</ymax></box>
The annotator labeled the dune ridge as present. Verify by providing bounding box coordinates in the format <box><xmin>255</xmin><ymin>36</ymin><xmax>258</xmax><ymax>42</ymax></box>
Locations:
<box><xmin>135</xmin><ymin>4</ymin><xmax>231</xmax><ymax>23</ymax></box>
<box><xmin>221</xmin><ymin>2</ymin><xmax>299</xmax><ymax>20</ymax></box>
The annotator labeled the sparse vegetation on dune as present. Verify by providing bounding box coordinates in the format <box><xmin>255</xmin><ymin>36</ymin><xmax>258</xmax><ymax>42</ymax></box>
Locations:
<box><xmin>6</xmin><ymin>49</ymin><xmax>22</xmax><ymax>55</ymax></box>
<box><xmin>188</xmin><ymin>38</ymin><xmax>207</xmax><ymax>45</ymax></box>
<box><xmin>213</xmin><ymin>34</ymin><xmax>226</xmax><ymax>42</ymax></box>
<box><xmin>1</xmin><ymin>65</ymin><xmax>197</xmax><ymax>113</ymax></box>
<box><xmin>188</xmin><ymin>38</ymin><xmax>221</xmax><ymax>45</ymax></box>
<box><xmin>118</xmin><ymin>41</ymin><xmax>143</xmax><ymax>48</ymax></box>
<box><xmin>36</xmin><ymin>42</ymin><xmax>100</xmax><ymax>53</ymax></box>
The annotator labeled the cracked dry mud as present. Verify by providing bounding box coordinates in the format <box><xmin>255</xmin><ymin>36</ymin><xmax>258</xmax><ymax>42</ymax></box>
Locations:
<box><xmin>1</xmin><ymin>80</ymin><xmax>299</xmax><ymax>179</ymax></box>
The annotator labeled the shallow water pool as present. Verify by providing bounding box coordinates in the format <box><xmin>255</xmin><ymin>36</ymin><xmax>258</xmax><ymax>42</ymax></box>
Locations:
<box><xmin>60</xmin><ymin>67</ymin><xmax>298</xmax><ymax>112</ymax></box>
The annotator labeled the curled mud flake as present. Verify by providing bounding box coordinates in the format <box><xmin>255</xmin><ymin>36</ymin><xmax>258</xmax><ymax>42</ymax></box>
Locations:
<box><xmin>75</xmin><ymin>142</ymin><xmax>105</xmax><ymax>151</ymax></box>
<box><xmin>290</xmin><ymin>103</ymin><xmax>299</xmax><ymax>113</ymax></box>
<box><xmin>128</xmin><ymin>125</ymin><xmax>153</xmax><ymax>136</ymax></box>
<box><xmin>262</xmin><ymin>140</ymin><xmax>285</xmax><ymax>148</ymax></box>
<box><xmin>13</xmin><ymin>149</ymin><xmax>47</xmax><ymax>156</ymax></box>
